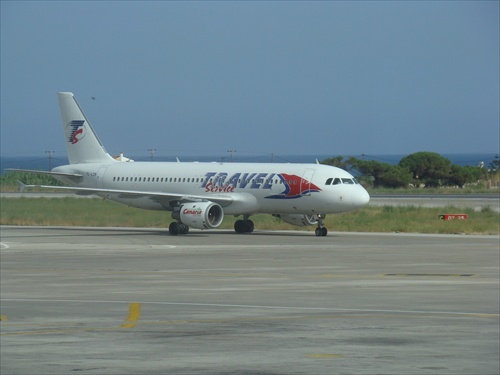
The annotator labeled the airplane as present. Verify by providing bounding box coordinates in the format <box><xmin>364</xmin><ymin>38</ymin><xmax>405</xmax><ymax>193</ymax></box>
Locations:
<box><xmin>9</xmin><ymin>92</ymin><xmax>370</xmax><ymax>236</ymax></box>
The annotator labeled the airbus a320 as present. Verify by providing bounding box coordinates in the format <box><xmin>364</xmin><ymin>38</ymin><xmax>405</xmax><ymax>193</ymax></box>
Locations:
<box><xmin>11</xmin><ymin>92</ymin><xmax>370</xmax><ymax>236</ymax></box>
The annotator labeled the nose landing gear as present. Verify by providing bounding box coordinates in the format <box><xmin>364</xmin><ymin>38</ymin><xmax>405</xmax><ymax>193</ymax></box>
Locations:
<box><xmin>315</xmin><ymin>214</ymin><xmax>328</xmax><ymax>237</ymax></box>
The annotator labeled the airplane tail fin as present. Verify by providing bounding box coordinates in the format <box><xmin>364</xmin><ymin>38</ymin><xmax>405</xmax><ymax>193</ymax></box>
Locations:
<box><xmin>58</xmin><ymin>92</ymin><xmax>116</xmax><ymax>164</ymax></box>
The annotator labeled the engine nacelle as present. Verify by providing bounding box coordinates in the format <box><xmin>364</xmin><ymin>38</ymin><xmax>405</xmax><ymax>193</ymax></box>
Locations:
<box><xmin>276</xmin><ymin>214</ymin><xmax>318</xmax><ymax>227</ymax></box>
<box><xmin>178</xmin><ymin>202</ymin><xmax>224</xmax><ymax>230</ymax></box>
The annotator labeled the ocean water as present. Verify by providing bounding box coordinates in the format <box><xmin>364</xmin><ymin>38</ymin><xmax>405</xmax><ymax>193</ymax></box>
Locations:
<box><xmin>1</xmin><ymin>153</ymin><xmax>497</xmax><ymax>175</ymax></box>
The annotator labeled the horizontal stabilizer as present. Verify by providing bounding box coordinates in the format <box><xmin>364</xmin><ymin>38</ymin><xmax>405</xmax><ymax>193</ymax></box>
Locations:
<box><xmin>16</xmin><ymin>180</ymin><xmax>27</xmax><ymax>192</ymax></box>
<box><xmin>5</xmin><ymin>168</ymin><xmax>83</xmax><ymax>178</ymax></box>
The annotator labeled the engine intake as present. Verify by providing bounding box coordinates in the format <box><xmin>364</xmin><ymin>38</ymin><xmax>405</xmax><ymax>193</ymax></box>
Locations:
<box><xmin>178</xmin><ymin>202</ymin><xmax>224</xmax><ymax>230</ymax></box>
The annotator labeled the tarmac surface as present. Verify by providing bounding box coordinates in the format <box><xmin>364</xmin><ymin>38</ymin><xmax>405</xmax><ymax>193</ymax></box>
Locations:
<box><xmin>1</xmin><ymin>226</ymin><xmax>499</xmax><ymax>375</ymax></box>
<box><xmin>369</xmin><ymin>194</ymin><xmax>500</xmax><ymax>213</ymax></box>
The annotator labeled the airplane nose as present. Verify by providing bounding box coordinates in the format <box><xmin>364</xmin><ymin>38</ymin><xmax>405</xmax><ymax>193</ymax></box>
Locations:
<box><xmin>353</xmin><ymin>189</ymin><xmax>370</xmax><ymax>208</ymax></box>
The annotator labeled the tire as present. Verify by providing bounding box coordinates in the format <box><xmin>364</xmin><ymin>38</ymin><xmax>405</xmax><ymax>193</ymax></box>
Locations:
<box><xmin>245</xmin><ymin>220</ymin><xmax>254</xmax><ymax>233</ymax></box>
<box><xmin>315</xmin><ymin>227</ymin><xmax>328</xmax><ymax>237</ymax></box>
<box><xmin>169</xmin><ymin>222</ymin><xmax>180</xmax><ymax>235</ymax></box>
<box><xmin>179</xmin><ymin>223</ymin><xmax>189</xmax><ymax>235</ymax></box>
<box><xmin>234</xmin><ymin>220</ymin><xmax>246</xmax><ymax>233</ymax></box>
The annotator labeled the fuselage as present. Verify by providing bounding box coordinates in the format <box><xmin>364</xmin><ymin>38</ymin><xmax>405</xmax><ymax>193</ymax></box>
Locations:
<box><xmin>53</xmin><ymin>161</ymin><xmax>370</xmax><ymax>216</ymax></box>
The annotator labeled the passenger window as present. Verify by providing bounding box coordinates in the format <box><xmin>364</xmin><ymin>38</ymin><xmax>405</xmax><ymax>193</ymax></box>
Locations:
<box><xmin>326</xmin><ymin>178</ymin><xmax>333</xmax><ymax>185</ymax></box>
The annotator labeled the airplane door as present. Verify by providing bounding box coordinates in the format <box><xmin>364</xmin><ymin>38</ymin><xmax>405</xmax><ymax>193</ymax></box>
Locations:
<box><xmin>301</xmin><ymin>169</ymin><xmax>315</xmax><ymax>196</ymax></box>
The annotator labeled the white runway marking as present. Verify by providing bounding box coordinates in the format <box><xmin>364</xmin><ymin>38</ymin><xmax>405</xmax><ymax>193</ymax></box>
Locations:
<box><xmin>1</xmin><ymin>298</ymin><xmax>497</xmax><ymax>317</ymax></box>
<box><xmin>0</xmin><ymin>243</ymin><xmax>10</xmax><ymax>249</ymax></box>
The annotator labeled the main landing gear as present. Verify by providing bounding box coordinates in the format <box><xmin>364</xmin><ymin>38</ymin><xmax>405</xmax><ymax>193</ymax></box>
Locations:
<box><xmin>168</xmin><ymin>215</ymin><xmax>328</xmax><ymax>236</ymax></box>
<box><xmin>234</xmin><ymin>215</ymin><xmax>254</xmax><ymax>234</ymax></box>
<box><xmin>315</xmin><ymin>214</ymin><xmax>328</xmax><ymax>237</ymax></box>
<box><xmin>169</xmin><ymin>222</ymin><xmax>189</xmax><ymax>235</ymax></box>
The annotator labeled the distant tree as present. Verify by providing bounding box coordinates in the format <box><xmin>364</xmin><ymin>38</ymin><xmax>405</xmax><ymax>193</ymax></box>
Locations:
<box><xmin>321</xmin><ymin>156</ymin><xmax>351</xmax><ymax>170</ymax></box>
<box><xmin>378</xmin><ymin>166</ymin><xmax>414</xmax><ymax>188</ymax></box>
<box><xmin>347</xmin><ymin>158</ymin><xmax>412</xmax><ymax>188</ymax></box>
<box><xmin>398</xmin><ymin>152</ymin><xmax>451</xmax><ymax>187</ymax></box>
<box><xmin>447</xmin><ymin>165</ymin><xmax>484</xmax><ymax>187</ymax></box>
<box><xmin>488</xmin><ymin>155</ymin><xmax>500</xmax><ymax>171</ymax></box>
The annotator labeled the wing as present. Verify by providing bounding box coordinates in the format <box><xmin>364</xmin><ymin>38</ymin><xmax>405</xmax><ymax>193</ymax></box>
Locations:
<box><xmin>17</xmin><ymin>183</ymin><xmax>234</xmax><ymax>208</ymax></box>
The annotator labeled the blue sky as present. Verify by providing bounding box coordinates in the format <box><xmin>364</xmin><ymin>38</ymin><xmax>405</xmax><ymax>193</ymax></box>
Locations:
<box><xmin>1</xmin><ymin>1</ymin><xmax>499</xmax><ymax>160</ymax></box>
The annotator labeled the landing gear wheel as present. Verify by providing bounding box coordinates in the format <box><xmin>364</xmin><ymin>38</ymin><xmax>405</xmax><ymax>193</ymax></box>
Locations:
<box><xmin>169</xmin><ymin>222</ymin><xmax>189</xmax><ymax>235</ymax></box>
<box><xmin>179</xmin><ymin>223</ymin><xmax>189</xmax><ymax>235</ymax></box>
<box><xmin>169</xmin><ymin>222</ymin><xmax>180</xmax><ymax>236</ymax></box>
<box><xmin>234</xmin><ymin>219</ymin><xmax>254</xmax><ymax>234</ymax></box>
<box><xmin>315</xmin><ymin>227</ymin><xmax>328</xmax><ymax>237</ymax></box>
<box><xmin>315</xmin><ymin>214</ymin><xmax>328</xmax><ymax>237</ymax></box>
<box><xmin>245</xmin><ymin>220</ymin><xmax>254</xmax><ymax>233</ymax></box>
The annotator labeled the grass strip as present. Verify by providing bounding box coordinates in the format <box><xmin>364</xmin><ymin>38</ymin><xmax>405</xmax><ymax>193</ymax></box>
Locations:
<box><xmin>1</xmin><ymin>197</ymin><xmax>498</xmax><ymax>235</ymax></box>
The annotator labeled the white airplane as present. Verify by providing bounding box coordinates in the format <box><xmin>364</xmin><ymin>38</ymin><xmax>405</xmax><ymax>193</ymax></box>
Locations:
<box><xmin>11</xmin><ymin>92</ymin><xmax>370</xmax><ymax>236</ymax></box>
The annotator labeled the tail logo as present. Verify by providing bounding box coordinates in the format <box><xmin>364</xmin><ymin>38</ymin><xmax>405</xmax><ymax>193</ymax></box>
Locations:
<box><xmin>66</xmin><ymin>120</ymin><xmax>86</xmax><ymax>144</ymax></box>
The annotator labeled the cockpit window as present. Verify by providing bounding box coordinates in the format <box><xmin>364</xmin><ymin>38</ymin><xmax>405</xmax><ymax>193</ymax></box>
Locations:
<box><xmin>341</xmin><ymin>178</ymin><xmax>354</xmax><ymax>184</ymax></box>
<box><xmin>352</xmin><ymin>178</ymin><xmax>360</xmax><ymax>184</ymax></box>
<box><xmin>326</xmin><ymin>177</ymin><xmax>345</xmax><ymax>185</ymax></box>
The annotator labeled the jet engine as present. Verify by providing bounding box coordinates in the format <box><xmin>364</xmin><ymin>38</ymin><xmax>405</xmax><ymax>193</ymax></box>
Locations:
<box><xmin>178</xmin><ymin>202</ymin><xmax>224</xmax><ymax>230</ymax></box>
<box><xmin>276</xmin><ymin>214</ymin><xmax>318</xmax><ymax>227</ymax></box>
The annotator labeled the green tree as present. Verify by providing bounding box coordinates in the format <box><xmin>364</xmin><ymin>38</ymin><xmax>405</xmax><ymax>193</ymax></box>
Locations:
<box><xmin>398</xmin><ymin>152</ymin><xmax>451</xmax><ymax>187</ymax></box>
<box><xmin>378</xmin><ymin>166</ymin><xmax>414</xmax><ymax>188</ymax></box>
<box><xmin>321</xmin><ymin>156</ymin><xmax>351</xmax><ymax>170</ymax></box>
<box><xmin>447</xmin><ymin>165</ymin><xmax>484</xmax><ymax>187</ymax></box>
<box><xmin>347</xmin><ymin>158</ymin><xmax>412</xmax><ymax>188</ymax></box>
<box><xmin>488</xmin><ymin>155</ymin><xmax>500</xmax><ymax>171</ymax></box>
